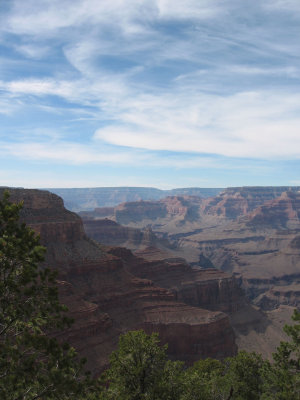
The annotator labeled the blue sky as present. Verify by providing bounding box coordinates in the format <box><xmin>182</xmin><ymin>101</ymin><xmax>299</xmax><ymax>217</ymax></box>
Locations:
<box><xmin>1</xmin><ymin>0</ymin><xmax>300</xmax><ymax>189</ymax></box>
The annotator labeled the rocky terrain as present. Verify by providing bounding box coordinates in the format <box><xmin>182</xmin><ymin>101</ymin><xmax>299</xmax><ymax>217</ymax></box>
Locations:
<box><xmin>1</xmin><ymin>187</ymin><xmax>239</xmax><ymax>374</ymax></box>
<box><xmin>82</xmin><ymin>218</ymin><xmax>175</xmax><ymax>256</ymax></box>
<box><xmin>49</xmin><ymin>187</ymin><xmax>222</xmax><ymax>211</ymax></box>
<box><xmin>202</xmin><ymin>186</ymin><xmax>300</xmax><ymax>218</ymax></box>
<box><xmin>86</xmin><ymin>188</ymin><xmax>300</xmax><ymax>300</ymax></box>
<box><xmin>80</xmin><ymin>187</ymin><xmax>300</xmax><ymax>358</ymax></box>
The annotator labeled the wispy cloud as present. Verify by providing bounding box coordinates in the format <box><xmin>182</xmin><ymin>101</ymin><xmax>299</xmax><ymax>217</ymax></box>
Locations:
<box><xmin>94</xmin><ymin>89</ymin><xmax>300</xmax><ymax>159</ymax></box>
<box><xmin>1</xmin><ymin>0</ymin><xmax>300</xmax><ymax>187</ymax></box>
<box><xmin>264</xmin><ymin>0</ymin><xmax>300</xmax><ymax>14</ymax></box>
<box><xmin>0</xmin><ymin>141</ymin><xmax>134</xmax><ymax>165</ymax></box>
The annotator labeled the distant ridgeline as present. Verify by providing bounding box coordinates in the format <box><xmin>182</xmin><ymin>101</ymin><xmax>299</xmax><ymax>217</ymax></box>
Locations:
<box><xmin>47</xmin><ymin>187</ymin><xmax>223</xmax><ymax>211</ymax></box>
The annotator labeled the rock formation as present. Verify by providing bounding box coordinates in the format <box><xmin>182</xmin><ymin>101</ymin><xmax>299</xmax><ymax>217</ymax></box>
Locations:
<box><xmin>245</xmin><ymin>190</ymin><xmax>300</xmax><ymax>229</ymax></box>
<box><xmin>82</xmin><ymin>218</ymin><xmax>173</xmax><ymax>252</ymax></box>
<box><xmin>77</xmin><ymin>186</ymin><xmax>300</xmax><ymax>358</ymax></box>
<box><xmin>5</xmin><ymin>185</ymin><xmax>299</xmax><ymax>361</ymax></box>
<box><xmin>107</xmin><ymin>247</ymin><xmax>244</xmax><ymax>313</ymax></box>
<box><xmin>202</xmin><ymin>186</ymin><xmax>300</xmax><ymax>218</ymax></box>
<box><xmin>0</xmin><ymin>188</ymin><xmax>237</xmax><ymax>374</ymax></box>
<box><xmin>49</xmin><ymin>187</ymin><xmax>222</xmax><ymax>211</ymax></box>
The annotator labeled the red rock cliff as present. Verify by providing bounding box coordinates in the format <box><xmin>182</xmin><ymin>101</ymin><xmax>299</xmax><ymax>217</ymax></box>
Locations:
<box><xmin>202</xmin><ymin>186</ymin><xmax>300</xmax><ymax>218</ymax></box>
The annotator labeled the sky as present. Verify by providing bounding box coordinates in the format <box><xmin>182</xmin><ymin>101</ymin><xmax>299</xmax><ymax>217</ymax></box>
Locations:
<box><xmin>0</xmin><ymin>0</ymin><xmax>300</xmax><ymax>189</ymax></box>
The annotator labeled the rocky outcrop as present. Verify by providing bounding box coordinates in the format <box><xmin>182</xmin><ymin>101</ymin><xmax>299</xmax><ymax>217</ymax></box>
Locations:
<box><xmin>202</xmin><ymin>186</ymin><xmax>300</xmax><ymax>218</ymax></box>
<box><xmin>107</xmin><ymin>247</ymin><xmax>244</xmax><ymax>313</ymax></box>
<box><xmin>246</xmin><ymin>191</ymin><xmax>300</xmax><ymax>229</ymax></box>
<box><xmin>1</xmin><ymin>188</ymin><xmax>237</xmax><ymax>373</ymax></box>
<box><xmin>79</xmin><ymin>207</ymin><xmax>115</xmax><ymax>219</ymax></box>
<box><xmin>89</xmin><ymin>195</ymin><xmax>203</xmax><ymax>227</ymax></box>
<box><xmin>142</xmin><ymin>308</ymin><xmax>236</xmax><ymax>362</ymax></box>
<box><xmin>82</xmin><ymin>218</ymin><xmax>173</xmax><ymax>251</ymax></box>
<box><xmin>0</xmin><ymin>188</ymin><xmax>85</xmax><ymax>244</ymax></box>
<box><xmin>160</xmin><ymin>196</ymin><xmax>202</xmax><ymax>220</ymax></box>
<box><xmin>254</xmin><ymin>284</ymin><xmax>300</xmax><ymax>310</ymax></box>
<box><xmin>114</xmin><ymin>200</ymin><xmax>167</xmax><ymax>224</ymax></box>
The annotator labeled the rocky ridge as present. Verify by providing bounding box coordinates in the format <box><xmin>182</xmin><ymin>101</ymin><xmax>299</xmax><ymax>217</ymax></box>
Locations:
<box><xmin>202</xmin><ymin>186</ymin><xmax>300</xmax><ymax>219</ymax></box>
<box><xmin>49</xmin><ymin>187</ymin><xmax>222</xmax><ymax>211</ymax></box>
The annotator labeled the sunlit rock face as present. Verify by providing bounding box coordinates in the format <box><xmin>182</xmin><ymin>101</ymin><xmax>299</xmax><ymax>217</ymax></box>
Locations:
<box><xmin>202</xmin><ymin>186</ymin><xmax>300</xmax><ymax>219</ymax></box>
<box><xmin>245</xmin><ymin>190</ymin><xmax>300</xmax><ymax>229</ymax></box>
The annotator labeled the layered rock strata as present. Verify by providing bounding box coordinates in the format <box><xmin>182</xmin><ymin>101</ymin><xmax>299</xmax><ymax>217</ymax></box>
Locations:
<box><xmin>107</xmin><ymin>247</ymin><xmax>244</xmax><ymax>313</ymax></box>
<box><xmin>82</xmin><ymin>218</ymin><xmax>165</xmax><ymax>249</ymax></box>
<box><xmin>43</xmin><ymin>185</ymin><xmax>300</xmax><ymax>359</ymax></box>
<box><xmin>202</xmin><ymin>186</ymin><xmax>300</xmax><ymax>218</ymax></box>
<box><xmin>0</xmin><ymin>188</ymin><xmax>237</xmax><ymax>373</ymax></box>
<box><xmin>245</xmin><ymin>191</ymin><xmax>300</xmax><ymax>229</ymax></box>
<box><xmin>49</xmin><ymin>187</ymin><xmax>222</xmax><ymax>212</ymax></box>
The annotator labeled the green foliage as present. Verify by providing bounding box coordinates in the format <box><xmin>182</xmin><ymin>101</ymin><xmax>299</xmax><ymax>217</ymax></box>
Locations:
<box><xmin>102</xmin><ymin>329</ymin><xmax>184</xmax><ymax>400</ymax></box>
<box><xmin>101</xmin><ymin>311</ymin><xmax>300</xmax><ymax>400</ymax></box>
<box><xmin>261</xmin><ymin>309</ymin><xmax>300</xmax><ymax>399</ymax></box>
<box><xmin>224</xmin><ymin>351</ymin><xmax>267</xmax><ymax>400</ymax></box>
<box><xmin>182</xmin><ymin>358</ymin><xmax>228</xmax><ymax>400</ymax></box>
<box><xmin>0</xmin><ymin>191</ymin><xmax>100</xmax><ymax>399</ymax></box>
<box><xmin>182</xmin><ymin>353</ymin><xmax>267</xmax><ymax>400</ymax></box>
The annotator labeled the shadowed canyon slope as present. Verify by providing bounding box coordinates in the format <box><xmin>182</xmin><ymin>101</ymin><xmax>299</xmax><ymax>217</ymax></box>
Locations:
<box><xmin>1</xmin><ymin>187</ymin><xmax>239</xmax><ymax>374</ymax></box>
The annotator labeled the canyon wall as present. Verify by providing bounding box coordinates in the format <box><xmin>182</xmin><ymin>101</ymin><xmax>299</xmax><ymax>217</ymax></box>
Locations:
<box><xmin>202</xmin><ymin>186</ymin><xmax>300</xmax><ymax>218</ymax></box>
<box><xmin>76</xmin><ymin>187</ymin><xmax>300</xmax><ymax>311</ymax></box>
<box><xmin>49</xmin><ymin>187</ymin><xmax>222</xmax><ymax>211</ymax></box>
<box><xmin>0</xmin><ymin>188</ymin><xmax>237</xmax><ymax>374</ymax></box>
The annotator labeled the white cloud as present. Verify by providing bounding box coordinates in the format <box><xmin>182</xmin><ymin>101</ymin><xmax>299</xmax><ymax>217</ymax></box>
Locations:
<box><xmin>1</xmin><ymin>0</ymin><xmax>300</xmax><ymax>172</ymax></box>
<box><xmin>94</xmin><ymin>89</ymin><xmax>300</xmax><ymax>159</ymax></box>
<box><xmin>227</xmin><ymin>65</ymin><xmax>299</xmax><ymax>78</ymax></box>
<box><xmin>2</xmin><ymin>74</ymin><xmax>300</xmax><ymax>161</ymax></box>
<box><xmin>0</xmin><ymin>138</ymin><xmax>204</xmax><ymax>168</ymax></box>
<box><xmin>156</xmin><ymin>0</ymin><xmax>223</xmax><ymax>19</ymax></box>
<box><xmin>3</xmin><ymin>0</ymin><xmax>223</xmax><ymax>37</ymax></box>
<box><xmin>0</xmin><ymin>141</ymin><xmax>135</xmax><ymax>165</ymax></box>
<box><xmin>0</xmin><ymin>76</ymin><xmax>129</xmax><ymax>110</ymax></box>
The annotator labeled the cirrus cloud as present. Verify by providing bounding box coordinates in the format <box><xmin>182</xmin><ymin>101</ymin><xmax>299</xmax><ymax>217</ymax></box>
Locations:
<box><xmin>1</xmin><ymin>0</ymin><xmax>300</xmax><ymax>188</ymax></box>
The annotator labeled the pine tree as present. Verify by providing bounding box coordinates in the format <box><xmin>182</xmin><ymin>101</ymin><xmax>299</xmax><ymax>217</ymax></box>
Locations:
<box><xmin>0</xmin><ymin>191</ymin><xmax>100</xmax><ymax>399</ymax></box>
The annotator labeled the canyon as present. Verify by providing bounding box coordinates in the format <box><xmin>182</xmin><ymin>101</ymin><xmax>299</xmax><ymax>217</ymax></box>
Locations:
<box><xmin>81</xmin><ymin>188</ymin><xmax>300</xmax><ymax>297</ymax></box>
<box><xmin>2</xmin><ymin>185</ymin><xmax>299</xmax><ymax>373</ymax></box>
<box><xmin>1</xmin><ymin>187</ymin><xmax>240</xmax><ymax>375</ymax></box>
<box><xmin>49</xmin><ymin>187</ymin><xmax>222</xmax><ymax>212</ymax></box>
<box><xmin>78</xmin><ymin>186</ymin><xmax>300</xmax><ymax>358</ymax></box>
